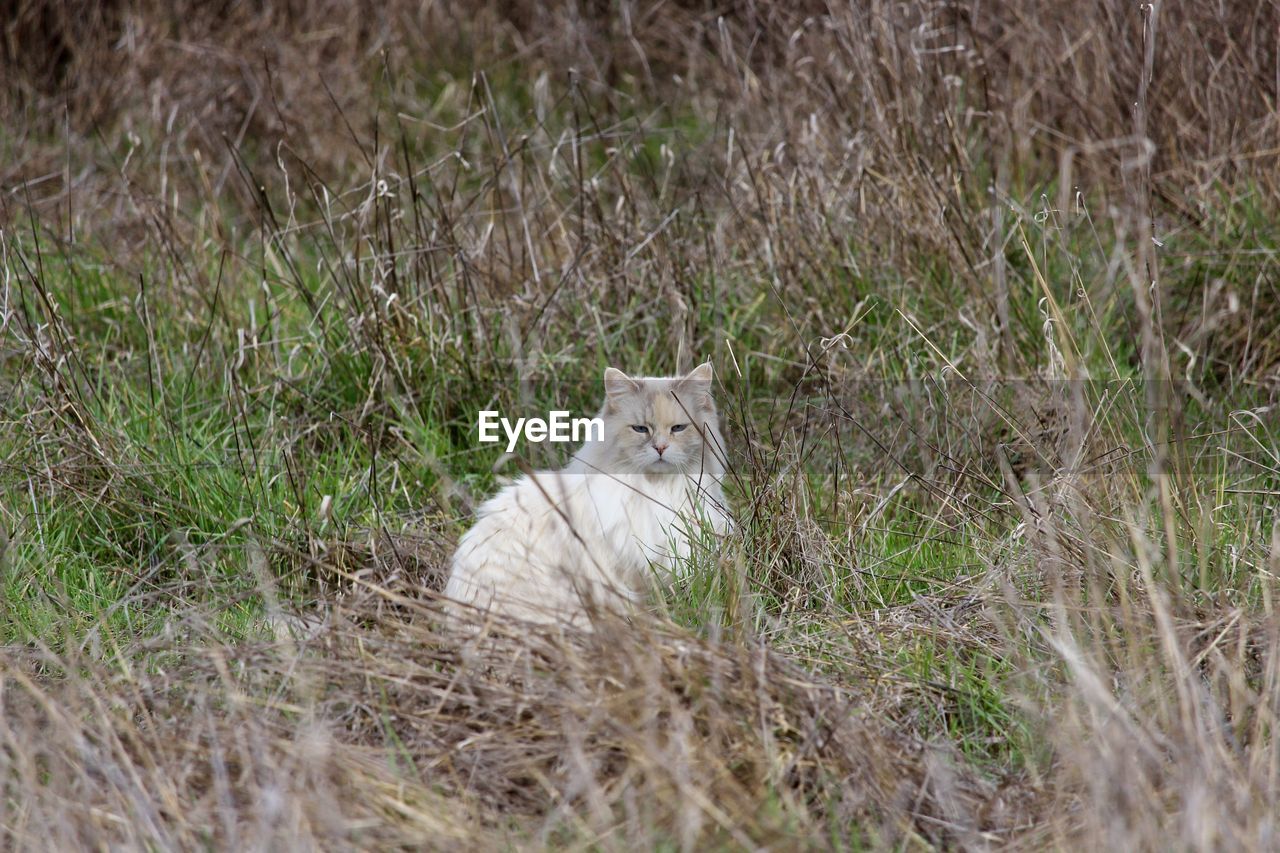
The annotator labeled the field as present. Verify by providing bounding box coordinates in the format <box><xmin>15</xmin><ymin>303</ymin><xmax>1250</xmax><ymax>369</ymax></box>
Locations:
<box><xmin>2</xmin><ymin>1</ymin><xmax>1279</xmax><ymax>848</ymax></box>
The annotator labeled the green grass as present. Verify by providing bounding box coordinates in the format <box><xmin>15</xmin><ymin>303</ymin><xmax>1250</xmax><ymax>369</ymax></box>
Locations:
<box><xmin>6</xmin><ymin>192</ymin><xmax>1271</xmax><ymax>695</ymax></box>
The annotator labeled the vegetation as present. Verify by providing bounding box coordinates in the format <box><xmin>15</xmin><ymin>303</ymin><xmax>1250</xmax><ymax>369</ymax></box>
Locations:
<box><xmin>2</xmin><ymin>0</ymin><xmax>1278</xmax><ymax>847</ymax></box>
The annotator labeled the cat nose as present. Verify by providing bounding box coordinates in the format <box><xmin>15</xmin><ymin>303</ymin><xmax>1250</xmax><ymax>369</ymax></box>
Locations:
<box><xmin>654</xmin><ymin>442</ymin><xmax>669</xmax><ymax>456</ymax></box>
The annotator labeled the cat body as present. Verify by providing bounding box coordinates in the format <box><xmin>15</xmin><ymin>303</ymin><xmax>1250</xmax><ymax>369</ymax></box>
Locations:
<box><xmin>445</xmin><ymin>364</ymin><xmax>730</xmax><ymax>625</ymax></box>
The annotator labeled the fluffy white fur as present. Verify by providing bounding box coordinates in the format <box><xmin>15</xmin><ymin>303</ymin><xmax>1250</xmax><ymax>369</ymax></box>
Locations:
<box><xmin>444</xmin><ymin>363</ymin><xmax>731</xmax><ymax>626</ymax></box>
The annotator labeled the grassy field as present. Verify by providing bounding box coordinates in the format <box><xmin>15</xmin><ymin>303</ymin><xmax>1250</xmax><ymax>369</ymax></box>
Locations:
<box><xmin>2</xmin><ymin>1</ymin><xmax>1279</xmax><ymax>848</ymax></box>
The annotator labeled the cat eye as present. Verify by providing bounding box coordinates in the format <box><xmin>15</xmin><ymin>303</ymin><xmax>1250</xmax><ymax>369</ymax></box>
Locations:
<box><xmin>670</xmin><ymin>424</ymin><xmax>689</xmax><ymax>433</ymax></box>
<box><xmin>631</xmin><ymin>425</ymin><xmax>650</xmax><ymax>434</ymax></box>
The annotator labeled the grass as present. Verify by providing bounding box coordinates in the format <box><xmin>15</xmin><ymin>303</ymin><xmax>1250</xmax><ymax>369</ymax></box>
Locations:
<box><xmin>2</xmin><ymin>0</ymin><xmax>1280</xmax><ymax>848</ymax></box>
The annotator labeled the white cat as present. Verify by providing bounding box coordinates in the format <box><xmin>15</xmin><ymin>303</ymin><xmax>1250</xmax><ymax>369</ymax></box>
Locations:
<box><xmin>444</xmin><ymin>363</ymin><xmax>732</xmax><ymax>626</ymax></box>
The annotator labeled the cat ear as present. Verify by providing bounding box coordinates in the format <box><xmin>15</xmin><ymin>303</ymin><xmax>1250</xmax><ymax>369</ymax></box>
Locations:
<box><xmin>673</xmin><ymin>362</ymin><xmax>714</xmax><ymax>409</ymax></box>
<box><xmin>683</xmin><ymin>362</ymin><xmax>713</xmax><ymax>385</ymax></box>
<box><xmin>604</xmin><ymin>367</ymin><xmax>640</xmax><ymax>403</ymax></box>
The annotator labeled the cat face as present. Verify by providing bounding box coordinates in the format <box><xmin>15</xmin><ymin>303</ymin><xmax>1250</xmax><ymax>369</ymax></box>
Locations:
<box><xmin>596</xmin><ymin>363</ymin><xmax>721</xmax><ymax>475</ymax></box>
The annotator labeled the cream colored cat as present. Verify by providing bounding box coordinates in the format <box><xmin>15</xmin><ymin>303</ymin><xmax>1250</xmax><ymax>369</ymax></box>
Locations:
<box><xmin>444</xmin><ymin>363</ymin><xmax>731</xmax><ymax>626</ymax></box>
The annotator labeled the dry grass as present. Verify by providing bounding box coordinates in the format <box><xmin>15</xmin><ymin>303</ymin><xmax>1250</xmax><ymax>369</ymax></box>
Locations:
<box><xmin>1</xmin><ymin>591</ymin><xmax>1025</xmax><ymax>848</ymax></box>
<box><xmin>2</xmin><ymin>1</ymin><xmax>1279</xmax><ymax>849</ymax></box>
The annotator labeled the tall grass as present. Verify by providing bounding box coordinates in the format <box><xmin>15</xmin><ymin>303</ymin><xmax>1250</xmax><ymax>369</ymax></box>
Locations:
<box><xmin>2</xmin><ymin>0</ymin><xmax>1278</xmax><ymax>848</ymax></box>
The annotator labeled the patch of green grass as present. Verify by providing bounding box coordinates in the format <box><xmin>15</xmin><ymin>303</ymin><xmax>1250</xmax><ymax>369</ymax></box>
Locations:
<box><xmin>895</xmin><ymin>637</ymin><xmax>1031</xmax><ymax>765</ymax></box>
